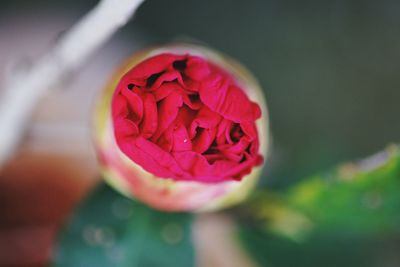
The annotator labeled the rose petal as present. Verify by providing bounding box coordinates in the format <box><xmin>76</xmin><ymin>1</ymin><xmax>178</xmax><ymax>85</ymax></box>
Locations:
<box><xmin>157</xmin><ymin>127</ymin><xmax>173</xmax><ymax>152</ymax></box>
<box><xmin>182</xmin><ymin>93</ymin><xmax>202</xmax><ymax>110</ymax></box>
<box><xmin>125</xmin><ymin>53</ymin><xmax>185</xmax><ymax>79</ymax></box>
<box><xmin>171</xmin><ymin>124</ymin><xmax>192</xmax><ymax>152</ymax></box>
<box><xmin>111</xmin><ymin>52</ymin><xmax>264</xmax><ymax>183</ymax></box>
<box><xmin>119</xmin><ymin>88</ymin><xmax>143</xmax><ymax>122</ymax></box>
<box><xmin>185</xmin><ymin>56</ymin><xmax>210</xmax><ymax>80</ymax></box>
<box><xmin>173</xmin><ymin>151</ymin><xmax>249</xmax><ymax>183</ymax></box>
<box><xmin>192</xmin><ymin>128</ymin><xmax>216</xmax><ymax>154</ymax></box>
<box><xmin>139</xmin><ymin>93</ymin><xmax>158</xmax><ymax>138</ymax></box>
<box><xmin>118</xmin><ymin>136</ymin><xmax>185</xmax><ymax>178</ymax></box>
<box><xmin>189</xmin><ymin>106</ymin><xmax>222</xmax><ymax>138</ymax></box>
<box><xmin>113</xmin><ymin>117</ymin><xmax>139</xmax><ymax>139</ymax></box>
<box><xmin>112</xmin><ymin>94</ymin><xmax>130</xmax><ymax>118</ymax></box>
<box><xmin>224</xmin><ymin>121</ymin><xmax>234</xmax><ymax>144</ymax></box>
<box><xmin>153</xmin><ymin>82</ymin><xmax>177</xmax><ymax>101</ymax></box>
<box><xmin>223</xmin><ymin>155</ymin><xmax>263</xmax><ymax>180</ymax></box>
<box><xmin>215</xmin><ymin>119</ymin><xmax>230</xmax><ymax>145</ymax></box>
<box><xmin>150</xmin><ymin>70</ymin><xmax>184</xmax><ymax>89</ymax></box>
<box><xmin>220</xmin><ymin>137</ymin><xmax>250</xmax><ymax>155</ymax></box>
<box><xmin>172</xmin><ymin>151</ymin><xmax>221</xmax><ymax>182</ymax></box>
<box><xmin>203</xmin><ymin>152</ymin><xmax>225</xmax><ymax>163</ymax></box>
<box><xmin>240</xmin><ymin>122</ymin><xmax>257</xmax><ymax>140</ymax></box>
<box><xmin>183</xmin><ymin>79</ymin><xmax>201</xmax><ymax>92</ymax></box>
<box><xmin>199</xmin><ymin>75</ymin><xmax>260</xmax><ymax>122</ymax></box>
<box><xmin>152</xmin><ymin>91</ymin><xmax>183</xmax><ymax>141</ymax></box>
<box><xmin>175</xmin><ymin>105</ymin><xmax>197</xmax><ymax>128</ymax></box>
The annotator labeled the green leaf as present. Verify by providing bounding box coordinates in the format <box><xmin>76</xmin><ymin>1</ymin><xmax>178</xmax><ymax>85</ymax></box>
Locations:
<box><xmin>238</xmin><ymin>226</ymin><xmax>400</xmax><ymax>267</ymax></box>
<box><xmin>287</xmin><ymin>145</ymin><xmax>400</xmax><ymax>235</ymax></box>
<box><xmin>242</xmin><ymin>145</ymin><xmax>400</xmax><ymax>239</ymax></box>
<box><xmin>236</xmin><ymin>145</ymin><xmax>400</xmax><ymax>267</ymax></box>
<box><xmin>52</xmin><ymin>183</ymin><xmax>194</xmax><ymax>267</ymax></box>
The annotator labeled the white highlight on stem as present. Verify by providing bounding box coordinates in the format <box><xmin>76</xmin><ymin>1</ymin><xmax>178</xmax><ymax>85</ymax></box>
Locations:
<box><xmin>0</xmin><ymin>0</ymin><xmax>145</xmax><ymax>168</ymax></box>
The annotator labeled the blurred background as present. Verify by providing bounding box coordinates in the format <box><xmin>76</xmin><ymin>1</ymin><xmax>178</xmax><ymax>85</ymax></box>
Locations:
<box><xmin>0</xmin><ymin>0</ymin><xmax>399</xmax><ymax>266</ymax></box>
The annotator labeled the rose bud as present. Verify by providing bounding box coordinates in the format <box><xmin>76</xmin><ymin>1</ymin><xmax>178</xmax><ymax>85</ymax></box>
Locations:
<box><xmin>94</xmin><ymin>44</ymin><xmax>269</xmax><ymax>211</ymax></box>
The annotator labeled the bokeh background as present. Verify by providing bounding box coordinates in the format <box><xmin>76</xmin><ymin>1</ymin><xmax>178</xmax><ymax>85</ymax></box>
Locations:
<box><xmin>0</xmin><ymin>0</ymin><xmax>399</xmax><ymax>266</ymax></box>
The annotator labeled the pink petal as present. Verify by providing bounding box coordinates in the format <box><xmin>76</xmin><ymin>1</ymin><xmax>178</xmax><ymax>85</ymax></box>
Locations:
<box><xmin>125</xmin><ymin>54</ymin><xmax>185</xmax><ymax>79</ymax></box>
<box><xmin>204</xmin><ymin>152</ymin><xmax>225</xmax><ymax>163</ymax></box>
<box><xmin>189</xmin><ymin>106</ymin><xmax>222</xmax><ymax>138</ymax></box>
<box><xmin>111</xmin><ymin>52</ymin><xmax>264</xmax><ymax>184</ymax></box>
<box><xmin>192</xmin><ymin>128</ymin><xmax>216</xmax><ymax>154</ymax></box>
<box><xmin>172</xmin><ymin>151</ymin><xmax>240</xmax><ymax>183</ymax></box>
<box><xmin>139</xmin><ymin>93</ymin><xmax>158</xmax><ymax>138</ymax></box>
<box><xmin>172</xmin><ymin>151</ymin><xmax>215</xmax><ymax>181</ymax></box>
<box><xmin>119</xmin><ymin>87</ymin><xmax>143</xmax><ymax>122</ymax></box>
<box><xmin>215</xmin><ymin>119</ymin><xmax>231</xmax><ymax>145</ymax></box>
<box><xmin>112</xmin><ymin>94</ymin><xmax>130</xmax><ymax>118</ymax></box>
<box><xmin>224</xmin><ymin>121</ymin><xmax>234</xmax><ymax>144</ymax></box>
<box><xmin>219</xmin><ymin>138</ymin><xmax>250</xmax><ymax>155</ymax></box>
<box><xmin>182</xmin><ymin>93</ymin><xmax>202</xmax><ymax>110</ymax></box>
<box><xmin>185</xmin><ymin>56</ymin><xmax>210</xmax><ymax>80</ymax></box>
<box><xmin>199</xmin><ymin>75</ymin><xmax>261</xmax><ymax>122</ymax></box>
<box><xmin>119</xmin><ymin>136</ymin><xmax>185</xmax><ymax>178</ymax></box>
<box><xmin>152</xmin><ymin>91</ymin><xmax>183</xmax><ymax>141</ymax></box>
<box><xmin>223</xmin><ymin>155</ymin><xmax>263</xmax><ymax>180</ymax></box>
<box><xmin>153</xmin><ymin>82</ymin><xmax>178</xmax><ymax>101</ymax></box>
<box><xmin>149</xmin><ymin>70</ymin><xmax>184</xmax><ymax>89</ymax></box>
<box><xmin>113</xmin><ymin>117</ymin><xmax>139</xmax><ymax>139</ymax></box>
<box><xmin>182</xmin><ymin>79</ymin><xmax>201</xmax><ymax>92</ymax></box>
<box><xmin>240</xmin><ymin>122</ymin><xmax>257</xmax><ymax>140</ymax></box>
<box><xmin>156</xmin><ymin>127</ymin><xmax>173</xmax><ymax>152</ymax></box>
<box><xmin>171</xmin><ymin>124</ymin><xmax>192</xmax><ymax>152</ymax></box>
<box><xmin>175</xmin><ymin>105</ymin><xmax>197</xmax><ymax>128</ymax></box>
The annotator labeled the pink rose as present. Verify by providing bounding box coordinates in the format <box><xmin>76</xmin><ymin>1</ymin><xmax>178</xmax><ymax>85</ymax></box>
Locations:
<box><xmin>95</xmin><ymin>45</ymin><xmax>269</xmax><ymax>211</ymax></box>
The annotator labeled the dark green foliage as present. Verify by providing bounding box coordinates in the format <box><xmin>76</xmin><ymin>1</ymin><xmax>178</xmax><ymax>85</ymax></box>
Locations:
<box><xmin>239</xmin><ymin>226</ymin><xmax>400</xmax><ymax>267</ymax></box>
<box><xmin>53</xmin><ymin>183</ymin><xmax>194</xmax><ymax>267</ymax></box>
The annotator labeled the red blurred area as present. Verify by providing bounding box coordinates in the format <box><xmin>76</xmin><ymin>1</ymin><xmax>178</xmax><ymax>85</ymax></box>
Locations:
<box><xmin>0</xmin><ymin>150</ymin><xmax>97</xmax><ymax>267</ymax></box>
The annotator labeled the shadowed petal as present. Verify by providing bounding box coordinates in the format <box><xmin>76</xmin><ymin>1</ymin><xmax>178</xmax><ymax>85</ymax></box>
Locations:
<box><xmin>152</xmin><ymin>91</ymin><xmax>183</xmax><ymax>141</ymax></box>
<box><xmin>124</xmin><ymin>53</ymin><xmax>185</xmax><ymax>79</ymax></box>
<box><xmin>139</xmin><ymin>93</ymin><xmax>158</xmax><ymax>138</ymax></box>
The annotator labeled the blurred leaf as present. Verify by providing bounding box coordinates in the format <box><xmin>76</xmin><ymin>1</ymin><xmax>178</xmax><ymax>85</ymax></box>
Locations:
<box><xmin>287</xmin><ymin>145</ymin><xmax>400</xmax><ymax>235</ymax></box>
<box><xmin>236</xmin><ymin>145</ymin><xmax>400</xmax><ymax>267</ymax></box>
<box><xmin>245</xmin><ymin>145</ymin><xmax>400</xmax><ymax>239</ymax></box>
<box><xmin>52</xmin><ymin>183</ymin><xmax>194</xmax><ymax>267</ymax></box>
<box><xmin>238</xmin><ymin>226</ymin><xmax>400</xmax><ymax>267</ymax></box>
